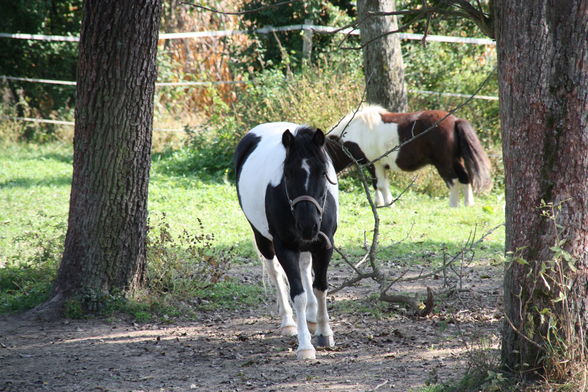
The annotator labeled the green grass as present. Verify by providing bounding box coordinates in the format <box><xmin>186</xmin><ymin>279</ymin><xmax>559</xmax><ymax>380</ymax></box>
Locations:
<box><xmin>0</xmin><ymin>142</ymin><xmax>505</xmax><ymax>315</ymax></box>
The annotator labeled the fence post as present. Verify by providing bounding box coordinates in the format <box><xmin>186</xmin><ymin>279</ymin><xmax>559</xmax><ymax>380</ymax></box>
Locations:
<box><xmin>302</xmin><ymin>19</ymin><xmax>313</xmax><ymax>61</ymax></box>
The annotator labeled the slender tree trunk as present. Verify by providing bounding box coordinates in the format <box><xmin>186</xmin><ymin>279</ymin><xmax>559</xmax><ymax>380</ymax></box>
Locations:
<box><xmin>357</xmin><ymin>0</ymin><xmax>408</xmax><ymax>112</ymax></box>
<box><xmin>32</xmin><ymin>0</ymin><xmax>163</xmax><ymax>318</ymax></box>
<box><xmin>495</xmin><ymin>0</ymin><xmax>588</xmax><ymax>377</ymax></box>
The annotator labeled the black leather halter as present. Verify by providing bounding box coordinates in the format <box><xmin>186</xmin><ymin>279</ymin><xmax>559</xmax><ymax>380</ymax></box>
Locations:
<box><xmin>284</xmin><ymin>177</ymin><xmax>332</xmax><ymax>249</ymax></box>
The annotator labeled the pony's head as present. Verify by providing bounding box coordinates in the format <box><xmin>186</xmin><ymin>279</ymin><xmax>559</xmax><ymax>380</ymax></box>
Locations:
<box><xmin>282</xmin><ymin>127</ymin><xmax>330</xmax><ymax>242</ymax></box>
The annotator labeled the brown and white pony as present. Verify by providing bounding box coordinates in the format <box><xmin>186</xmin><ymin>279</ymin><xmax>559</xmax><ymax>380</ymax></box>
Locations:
<box><xmin>326</xmin><ymin>105</ymin><xmax>492</xmax><ymax>207</ymax></box>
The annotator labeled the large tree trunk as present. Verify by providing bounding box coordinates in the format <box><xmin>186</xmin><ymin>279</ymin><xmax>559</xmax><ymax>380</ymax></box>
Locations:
<box><xmin>32</xmin><ymin>0</ymin><xmax>163</xmax><ymax>318</ymax></box>
<box><xmin>357</xmin><ymin>0</ymin><xmax>408</xmax><ymax>112</ymax></box>
<box><xmin>495</xmin><ymin>0</ymin><xmax>588</xmax><ymax>377</ymax></box>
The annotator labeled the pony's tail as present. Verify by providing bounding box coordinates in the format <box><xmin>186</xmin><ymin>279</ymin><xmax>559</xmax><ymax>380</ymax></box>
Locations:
<box><xmin>455</xmin><ymin>119</ymin><xmax>493</xmax><ymax>193</ymax></box>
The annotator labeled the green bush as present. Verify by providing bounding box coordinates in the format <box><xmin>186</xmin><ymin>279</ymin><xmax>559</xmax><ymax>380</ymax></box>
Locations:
<box><xmin>0</xmin><ymin>218</ymin><xmax>65</xmax><ymax>313</ymax></box>
<box><xmin>0</xmin><ymin>1</ymin><xmax>81</xmax><ymax>115</ymax></box>
<box><xmin>156</xmin><ymin>53</ymin><xmax>364</xmax><ymax>179</ymax></box>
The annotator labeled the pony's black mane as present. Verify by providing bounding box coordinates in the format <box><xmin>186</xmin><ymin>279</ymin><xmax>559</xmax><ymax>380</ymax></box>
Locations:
<box><xmin>285</xmin><ymin>126</ymin><xmax>328</xmax><ymax>167</ymax></box>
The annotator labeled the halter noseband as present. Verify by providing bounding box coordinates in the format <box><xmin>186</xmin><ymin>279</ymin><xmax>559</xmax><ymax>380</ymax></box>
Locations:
<box><xmin>289</xmin><ymin>195</ymin><xmax>324</xmax><ymax>215</ymax></box>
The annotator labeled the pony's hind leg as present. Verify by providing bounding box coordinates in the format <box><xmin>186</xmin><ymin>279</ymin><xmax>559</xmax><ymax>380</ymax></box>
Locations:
<box><xmin>374</xmin><ymin>164</ymin><xmax>394</xmax><ymax>207</ymax></box>
<box><xmin>462</xmin><ymin>183</ymin><xmax>474</xmax><ymax>207</ymax></box>
<box><xmin>300</xmin><ymin>252</ymin><xmax>318</xmax><ymax>334</ymax></box>
<box><xmin>449</xmin><ymin>180</ymin><xmax>460</xmax><ymax>208</ymax></box>
<box><xmin>449</xmin><ymin>180</ymin><xmax>474</xmax><ymax>207</ymax></box>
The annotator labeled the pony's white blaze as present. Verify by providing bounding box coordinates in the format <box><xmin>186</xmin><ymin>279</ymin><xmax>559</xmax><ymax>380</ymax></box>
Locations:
<box><xmin>238</xmin><ymin>122</ymin><xmax>339</xmax><ymax>240</ymax></box>
<box><xmin>329</xmin><ymin>105</ymin><xmax>401</xmax><ymax>171</ymax></box>
<box><xmin>301</xmin><ymin>159</ymin><xmax>311</xmax><ymax>190</ymax></box>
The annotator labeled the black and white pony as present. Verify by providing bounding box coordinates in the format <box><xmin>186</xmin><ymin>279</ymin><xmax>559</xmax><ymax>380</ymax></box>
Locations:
<box><xmin>327</xmin><ymin>105</ymin><xmax>492</xmax><ymax>207</ymax></box>
<box><xmin>235</xmin><ymin>123</ymin><xmax>338</xmax><ymax>360</ymax></box>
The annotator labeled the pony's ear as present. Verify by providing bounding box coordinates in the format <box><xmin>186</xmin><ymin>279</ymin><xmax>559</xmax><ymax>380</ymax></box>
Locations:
<box><xmin>282</xmin><ymin>129</ymin><xmax>294</xmax><ymax>148</ymax></box>
<box><xmin>313</xmin><ymin>128</ymin><xmax>325</xmax><ymax>146</ymax></box>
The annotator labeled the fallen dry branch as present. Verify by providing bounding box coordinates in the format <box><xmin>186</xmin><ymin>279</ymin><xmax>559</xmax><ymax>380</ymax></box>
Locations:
<box><xmin>380</xmin><ymin>287</ymin><xmax>434</xmax><ymax>317</ymax></box>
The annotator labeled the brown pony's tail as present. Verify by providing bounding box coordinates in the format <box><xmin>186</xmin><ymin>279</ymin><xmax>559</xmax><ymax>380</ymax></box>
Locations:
<box><xmin>455</xmin><ymin>119</ymin><xmax>492</xmax><ymax>193</ymax></box>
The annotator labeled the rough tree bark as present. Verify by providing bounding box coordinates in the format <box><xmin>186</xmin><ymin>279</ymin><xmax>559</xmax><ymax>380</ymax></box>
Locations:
<box><xmin>495</xmin><ymin>0</ymin><xmax>588</xmax><ymax>376</ymax></box>
<box><xmin>32</xmin><ymin>0</ymin><xmax>163</xmax><ymax>318</ymax></box>
<box><xmin>357</xmin><ymin>0</ymin><xmax>408</xmax><ymax>112</ymax></box>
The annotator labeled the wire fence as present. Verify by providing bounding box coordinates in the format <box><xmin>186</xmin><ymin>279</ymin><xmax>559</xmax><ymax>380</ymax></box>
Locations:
<box><xmin>0</xmin><ymin>25</ymin><xmax>496</xmax><ymax>45</ymax></box>
<box><xmin>0</xmin><ymin>24</ymin><xmax>498</xmax><ymax>132</ymax></box>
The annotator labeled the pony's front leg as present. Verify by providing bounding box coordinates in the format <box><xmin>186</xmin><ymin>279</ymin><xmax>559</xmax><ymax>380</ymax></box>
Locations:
<box><xmin>263</xmin><ymin>257</ymin><xmax>296</xmax><ymax>336</ymax></box>
<box><xmin>274</xmin><ymin>245</ymin><xmax>315</xmax><ymax>360</ymax></box>
<box><xmin>313</xmin><ymin>288</ymin><xmax>334</xmax><ymax>347</ymax></box>
<box><xmin>300</xmin><ymin>252</ymin><xmax>318</xmax><ymax>333</ymax></box>
<box><xmin>311</xmin><ymin>246</ymin><xmax>335</xmax><ymax>348</ymax></box>
<box><xmin>374</xmin><ymin>164</ymin><xmax>393</xmax><ymax>207</ymax></box>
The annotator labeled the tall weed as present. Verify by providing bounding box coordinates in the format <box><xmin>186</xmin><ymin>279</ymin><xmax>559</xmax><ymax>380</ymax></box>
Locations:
<box><xmin>146</xmin><ymin>214</ymin><xmax>232</xmax><ymax>299</ymax></box>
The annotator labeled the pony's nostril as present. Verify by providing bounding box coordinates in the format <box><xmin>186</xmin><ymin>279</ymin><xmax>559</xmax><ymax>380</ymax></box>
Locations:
<box><xmin>297</xmin><ymin>221</ymin><xmax>319</xmax><ymax>240</ymax></box>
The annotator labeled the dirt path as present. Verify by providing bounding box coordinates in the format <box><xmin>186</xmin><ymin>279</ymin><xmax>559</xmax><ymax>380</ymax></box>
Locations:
<box><xmin>0</xmin><ymin>265</ymin><xmax>502</xmax><ymax>392</ymax></box>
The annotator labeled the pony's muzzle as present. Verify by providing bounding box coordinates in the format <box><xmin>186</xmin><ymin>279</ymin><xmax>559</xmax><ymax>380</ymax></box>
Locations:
<box><xmin>291</xmin><ymin>196</ymin><xmax>323</xmax><ymax>241</ymax></box>
<box><xmin>296</xmin><ymin>219</ymin><xmax>319</xmax><ymax>241</ymax></box>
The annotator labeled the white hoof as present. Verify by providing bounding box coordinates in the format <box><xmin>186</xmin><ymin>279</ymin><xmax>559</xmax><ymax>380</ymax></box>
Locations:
<box><xmin>280</xmin><ymin>325</ymin><xmax>297</xmax><ymax>336</ymax></box>
<box><xmin>296</xmin><ymin>348</ymin><xmax>316</xmax><ymax>360</ymax></box>
<box><xmin>306</xmin><ymin>321</ymin><xmax>317</xmax><ymax>334</ymax></box>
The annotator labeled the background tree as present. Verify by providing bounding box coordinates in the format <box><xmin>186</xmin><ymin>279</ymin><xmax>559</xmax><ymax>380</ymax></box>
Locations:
<box><xmin>32</xmin><ymin>0</ymin><xmax>163</xmax><ymax>318</ymax></box>
<box><xmin>357</xmin><ymin>0</ymin><xmax>407</xmax><ymax>111</ymax></box>
<box><xmin>494</xmin><ymin>0</ymin><xmax>588</xmax><ymax>379</ymax></box>
<box><xmin>368</xmin><ymin>0</ymin><xmax>587</xmax><ymax>381</ymax></box>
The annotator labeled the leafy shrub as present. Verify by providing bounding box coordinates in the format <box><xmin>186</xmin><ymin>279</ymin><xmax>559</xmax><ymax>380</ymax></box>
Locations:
<box><xmin>146</xmin><ymin>214</ymin><xmax>232</xmax><ymax>299</ymax></box>
<box><xmin>156</xmin><ymin>53</ymin><xmax>364</xmax><ymax>179</ymax></box>
<box><xmin>0</xmin><ymin>1</ymin><xmax>81</xmax><ymax>115</ymax></box>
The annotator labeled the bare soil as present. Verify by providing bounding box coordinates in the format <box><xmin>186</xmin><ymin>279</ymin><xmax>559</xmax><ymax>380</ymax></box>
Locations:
<box><xmin>0</xmin><ymin>263</ymin><xmax>503</xmax><ymax>392</ymax></box>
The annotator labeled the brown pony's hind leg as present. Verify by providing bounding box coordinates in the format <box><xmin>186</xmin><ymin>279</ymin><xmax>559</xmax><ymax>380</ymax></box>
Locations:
<box><xmin>463</xmin><ymin>183</ymin><xmax>474</xmax><ymax>207</ymax></box>
<box><xmin>449</xmin><ymin>180</ymin><xmax>460</xmax><ymax>207</ymax></box>
<box><xmin>453</xmin><ymin>160</ymin><xmax>474</xmax><ymax>207</ymax></box>
<box><xmin>374</xmin><ymin>163</ymin><xmax>393</xmax><ymax>207</ymax></box>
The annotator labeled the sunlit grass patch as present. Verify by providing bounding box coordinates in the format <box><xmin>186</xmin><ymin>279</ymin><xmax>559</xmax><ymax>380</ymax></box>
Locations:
<box><xmin>0</xmin><ymin>142</ymin><xmax>504</xmax><ymax>316</ymax></box>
